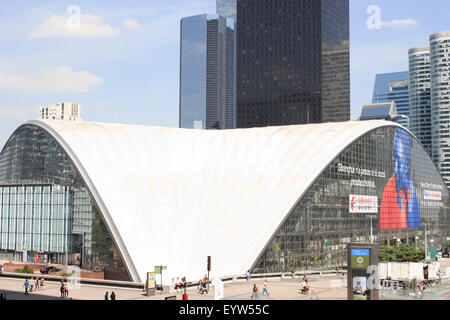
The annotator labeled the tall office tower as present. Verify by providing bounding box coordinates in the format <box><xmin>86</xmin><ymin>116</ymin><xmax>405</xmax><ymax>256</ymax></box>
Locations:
<box><xmin>179</xmin><ymin>14</ymin><xmax>235</xmax><ymax>129</ymax></box>
<box><xmin>409</xmin><ymin>47</ymin><xmax>432</xmax><ymax>156</ymax></box>
<box><xmin>236</xmin><ymin>0</ymin><xmax>350</xmax><ymax>128</ymax></box>
<box><xmin>430</xmin><ymin>31</ymin><xmax>450</xmax><ymax>189</ymax></box>
<box><xmin>217</xmin><ymin>0</ymin><xmax>237</xmax><ymax>128</ymax></box>
<box><xmin>39</xmin><ymin>102</ymin><xmax>82</xmax><ymax>121</ymax></box>
<box><xmin>372</xmin><ymin>72</ymin><xmax>410</xmax><ymax>128</ymax></box>
<box><xmin>217</xmin><ymin>0</ymin><xmax>236</xmax><ymax>20</ymax></box>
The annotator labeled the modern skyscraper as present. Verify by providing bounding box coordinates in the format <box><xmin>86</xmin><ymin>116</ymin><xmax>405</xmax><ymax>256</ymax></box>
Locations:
<box><xmin>179</xmin><ymin>14</ymin><xmax>235</xmax><ymax>129</ymax></box>
<box><xmin>39</xmin><ymin>102</ymin><xmax>82</xmax><ymax>121</ymax></box>
<box><xmin>409</xmin><ymin>47</ymin><xmax>432</xmax><ymax>156</ymax></box>
<box><xmin>430</xmin><ymin>31</ymin><xmax>450</xmax><ymax>188</ymax></box>
<box><xmin>372</xmin><ymin>72</ymin><xmax>410</xmax><ymax>128</ymax></box>
<box><xmin>236</xmin><ymin>0</ymin><xmax>350</xmax><ymax>128</ymax></box>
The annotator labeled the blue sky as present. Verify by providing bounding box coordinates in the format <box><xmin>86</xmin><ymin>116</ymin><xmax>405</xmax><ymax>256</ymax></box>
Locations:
<box><xmin>0</xmin><ymin>0</ymin><xmax>448</xmax><ymax>147</ymax></box>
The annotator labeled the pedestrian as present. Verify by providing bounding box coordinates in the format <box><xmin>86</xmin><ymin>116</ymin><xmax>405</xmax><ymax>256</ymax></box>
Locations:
<box><xmin>40</xmin><ymin>277</ymin><xmax>45</xmax><ymax>291</ymax></box>
<box><xmin>35</xmin><ymin>277</ymin><xmax>40</xmax><ymax>291</ymax></box>
<box><xmin>64</xmin><ymin>285</ymin><xmax>69</xmax><ymax>298</ymax></box>
<box><xmin>110</xmin><ymin>291</ymin><xmax>116</xmax><ymax>301</ymax></box>
<box><xmin>252</xmin><ymin>283</ymin><xmax>259</xmax><ymax>299</ymax></box>
<box><xmin>30</xmin><ymin>277</ymin><xmax>34</xmax><ymax>292</ymax></box>
<box><xmin>262</xmin><ymin>279</ymin><xmax>269</xmax><ymax>296</ymax></box>
<box><xmin>246</xmin><ymin>270</ymin><xmax>251</xmax><ymax>281</ymax></box>
<box><xmin>60</xmin><ymin>283</ymin><xmax>65</xmax><ymax>298</ymax></box>
<box><xmin>291</xmin><ymin>266</ymin><xmax>295</xmax><ymax>279</ymax></box>
<box><xmin>105</xmin><ymin>291</ymin><xmax>109</xmax><ymax>300</ymax></box>
<box><xmin>0</xmin><ymin>290</ymin><xmax>6</xmax><ymax>300</ymax></box>
<box><xmin>23</xmin><ymin>279</ymin><xmax>30</xmax><ymax>295</ymax></box>
<box><xmin>419</xmin><ymin>282</ymin><xmax>424</xmax><ymax>299</ymax></box>
<box><xmin>0</xmin><ymin>265</ymin><xmax>4</xmax><ymax>274</ymax></box>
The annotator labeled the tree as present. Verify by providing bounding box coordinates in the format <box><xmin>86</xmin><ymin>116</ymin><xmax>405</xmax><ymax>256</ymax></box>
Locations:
<box><xmin>378</xmin><ymin>244</ymin><xmax>425</xmax><ymax>262</ymax></box>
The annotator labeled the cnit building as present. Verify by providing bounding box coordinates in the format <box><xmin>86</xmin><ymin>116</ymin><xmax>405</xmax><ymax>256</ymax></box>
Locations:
<box><xmin>0</xmin><ymin>120</ymin><xmax>448</xmax><ymax>283</ymax></box>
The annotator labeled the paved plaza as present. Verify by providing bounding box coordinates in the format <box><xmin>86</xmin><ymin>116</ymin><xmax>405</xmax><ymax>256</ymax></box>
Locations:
<box><xmin>1</xmin><ymin>258</ymin><xmax>449</xmax><ymax>300</ymax></box>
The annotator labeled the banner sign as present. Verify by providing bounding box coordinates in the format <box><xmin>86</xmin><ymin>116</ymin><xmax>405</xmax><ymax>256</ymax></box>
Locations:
<box><xmin>351</xmin><ymin>248</ymin><xmax>370</xmax><ymax>269</ymax></box>
<box><xmin>424</xmin><ymin>190</ymin><xmax>441</xmax><ymax>201</ymax></box>
<box><xmin>349</xmin><ymin>195</ymin><xmax>378</xmax><ymax>213</ymax></box>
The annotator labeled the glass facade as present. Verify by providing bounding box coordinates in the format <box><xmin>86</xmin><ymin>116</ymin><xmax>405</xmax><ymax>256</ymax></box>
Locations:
<box><xmin>179</xmin><ymin>14</ymin><xmax>235</xmax><ymax>130</ymax></box>
<box><xmin>409</xmin><ymin>47</ymin><xmax>432</xmax><ymax>156</ymax></box>
<box><xmin>430</xmin><ymin>32</ymin><xmax>450</xmax><ymax>189</ymax></box>
<box><xmin>372</xmin><ymin>72</ymin><xmax>410</xmax><ymax>128</ymax></box>
<box><xmin>236</xmin><ymin>0</ymin><xmax>349</xmax><ymax>128</ymax></box>
<box><xmin>0</xmin><ymin>125</ymin><xmax>130</xmax><ymax>281</ymax></box>
<box><xmin>253</xmin><ymin>126</ymin><xmax>449</xmax><ymax>273</ymax></box>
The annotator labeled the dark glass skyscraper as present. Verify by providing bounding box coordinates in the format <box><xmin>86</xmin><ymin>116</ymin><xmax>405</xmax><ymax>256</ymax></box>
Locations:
<box><xmin>236</xmin><ymin>0</ymin><xmax>350</xmax><ymax>128</ymax></box>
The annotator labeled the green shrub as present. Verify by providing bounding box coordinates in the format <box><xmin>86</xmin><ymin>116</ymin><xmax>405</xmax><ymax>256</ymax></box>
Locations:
<box><xmin>15</xmin><ymin>265</ymin><xmax>34</xmax><ymax>274</ymax></box>
<box><xmin>59</xmin><ymin>271</ymin><xmax>72</xmax><ymax>277</ymax></box>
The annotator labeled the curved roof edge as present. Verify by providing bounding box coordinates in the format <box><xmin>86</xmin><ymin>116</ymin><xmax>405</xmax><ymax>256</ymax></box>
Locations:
<box><xmin>26</xmin><ymin>120</ymin><xmax>141</xmax><ymax>283</ymax></box>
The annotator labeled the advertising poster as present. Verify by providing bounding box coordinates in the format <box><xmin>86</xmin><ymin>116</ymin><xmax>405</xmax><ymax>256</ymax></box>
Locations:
<box><xmin>352</xmin><ymin>276</ymin><xmax>368</xmax><ymax>300</ymax></box>
<box><xmin>379</xmin><ymin>128</ymin><xmax>421</xmax><ymax>229</ymax></box>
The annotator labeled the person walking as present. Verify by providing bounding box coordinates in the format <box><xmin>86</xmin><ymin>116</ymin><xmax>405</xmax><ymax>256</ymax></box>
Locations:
<box><xmin>110</xmin><ymin>291</ymin><xmax>116</xmax><ymax>301</ymax></box>
<box><xmin>23</xmin><ymin>279</ymin><xmax>30</xmax><ymax>295</ymax></box>
<box><xmin>64</xmin><ymin>285</ymin><xmax>69</xmax><ymax>298</ymax></box>
<box><xmin>252</xmin><ymin>283</ymin><xmax>259</xmax><ymax>299</ymax></box>
<box><xmin>30</xmin><ymin>277</ymin><xmax>34</xmax><ymax>292</ymax></box>
<box><xmin>40</xmin><ymin>277</ymin><xmax>45</xmax><ymax>291</ymax></box>
<box><xmin>35</xmin><ymin>277</ymin><xmax>40</xmax><ymax>291</ymax></box>
<box><xmin>105</xmin><ymin>291</ymin><xmax>109</xmax><ymax>300</ymax></box>
<box><xmin>60</xmin><ymin>283</ymin><xmax>65</xmax><ymax>298</ymax></box>
<box><xmin>262</xmin><ymin>279</ymin><xmax>270</xmax><ymax>296</ymax></box>
<box><xmin>291</xmin><ymin>267</ymin><xmax>295</xmax><ymax>279</ymax></box>
<box><xmin>246</xmin><ymin>270</ymin><xmax>251</xmax><ymax>281</ymax></box>
<box><xmin>0</xmin><ymin>290</ymin><xmax>6</xmax><ymax>300</ymax></box>
<box><xmin>0</xmin><ymin>265</ymin><xmax>4</xmax><ymax>274</ymax></box>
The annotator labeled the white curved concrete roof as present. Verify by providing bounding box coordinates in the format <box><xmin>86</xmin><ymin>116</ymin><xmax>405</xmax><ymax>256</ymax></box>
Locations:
<box><xmin>27</xmin><ymin>119</ymin><xmax>403</xmax><ymax>283</ymax></box>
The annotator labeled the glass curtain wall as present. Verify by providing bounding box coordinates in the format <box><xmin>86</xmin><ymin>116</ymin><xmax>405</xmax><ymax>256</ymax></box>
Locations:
<box><xmin>253</xmin><ymin>126</ymin><xmax>450</xmax><ymax>273</ymax></box>
<box><xmin>0</xmin><ymin>125</ymin><xmax>130</xmax><ymax>281</ymax></box>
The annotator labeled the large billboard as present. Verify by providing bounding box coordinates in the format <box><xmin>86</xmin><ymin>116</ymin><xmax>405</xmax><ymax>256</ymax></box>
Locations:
<box><xmin>379</xmin><ymin>128</ymin><xmax>421</xmax><ymax>229</ymax></box>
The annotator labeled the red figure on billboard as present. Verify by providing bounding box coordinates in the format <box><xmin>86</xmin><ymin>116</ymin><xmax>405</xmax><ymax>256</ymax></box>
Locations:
<box><xmin>379</xmin><ymin>128</ymin><xmax>421</xmax><ymax>229</ymax></box>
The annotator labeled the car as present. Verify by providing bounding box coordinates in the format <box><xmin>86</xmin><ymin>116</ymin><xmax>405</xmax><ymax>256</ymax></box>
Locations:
<box><xmin>40</xmin><ymin>266</ymin><xmax>61</xmax><ymax>274</ymax></box>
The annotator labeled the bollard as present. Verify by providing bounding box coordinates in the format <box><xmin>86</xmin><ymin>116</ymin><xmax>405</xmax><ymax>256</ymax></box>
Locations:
<box><xmin>182</xmin><ymin>293</ymin><xmax>188</xmax><ymax>300</ymax></box>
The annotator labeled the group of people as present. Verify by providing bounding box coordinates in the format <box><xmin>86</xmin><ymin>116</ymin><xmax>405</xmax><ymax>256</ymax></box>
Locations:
<box><xmin>197</xmin><ymin>275</ymin><xmax>209</xmax><ymax>294</ymax></box>
<box><xmin>300</xmin><ymin>276</ymin><xmax>311</xmax><ymax>295</ymax></box>
<box><xmin>172</xmin><ymin>276</ymin><xmax>187</xmax><ymax>291</ymax></box>
<box><xmin>23</xmin><ymin>277</ymin><xmax>45</xmax><ymax>295</ymax></box>
<box><xmin>104</xmin><ymin>291</ymin><xmax>116</xmax><ymax>300</ymax></box>
<box><xmin>251</xmin><ymin>279</ymin><xmax>270</xmax><ymax>298</ymax></box>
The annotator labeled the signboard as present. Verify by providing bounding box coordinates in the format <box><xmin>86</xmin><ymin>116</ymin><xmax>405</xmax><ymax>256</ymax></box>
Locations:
<box><xmin>351</xmin><ymin>248</ymin><xmax>370</xmax><ymax>269</ymax></box>
<box><xmin>154</xmin><ymin>266</ymin><xmax>167</xmax><ymax>275</ymax></box>
<box><xmin>349</xmin><ymin>195</ymin><xmax>378</xmax><ymax>213</ymax></box>
<box><xmin>147</xmin><ymin>272</ymin><xmax>156</xmax><ymax>289</ymax></box>
<box><xmin>424</xmin><ymin>190</ymin><xmax>441</xmax><ymax>201</ymax></box>
<box><xmin>347</xmin><ymin>244</ymin><xmax>379</xmax><ymax>301</ymax></box>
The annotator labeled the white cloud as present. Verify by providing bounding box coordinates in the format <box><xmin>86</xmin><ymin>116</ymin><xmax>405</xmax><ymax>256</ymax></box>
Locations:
<box><xmin>123</xmin><ymin>18</ymin><xmax>140</xmax><ymax>29</ymax></box>
<box><xmin>0</xmin><ymin>106</ymin><xmax>40</xmax><ymax>119</ymax></box>
<box><xmin>0</xmin><ymin>66</ymin><xmax>103</xmax><ymax>93</ymax></box>
<box><xmin>381</xmin><ymin>18</ymin><xmax>420</xmax><ymax>29</ymax></box>
<box><xmin>29</xmin><ymin>14</ymin><xmax>120</xmax><ymax>39</ymax></box>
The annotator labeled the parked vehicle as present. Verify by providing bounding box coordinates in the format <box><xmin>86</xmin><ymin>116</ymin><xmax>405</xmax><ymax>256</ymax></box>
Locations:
<box><xmin>40</xmin><ymin>266</ymin><xmax>61</xmax><ymax>274</ymax></box>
